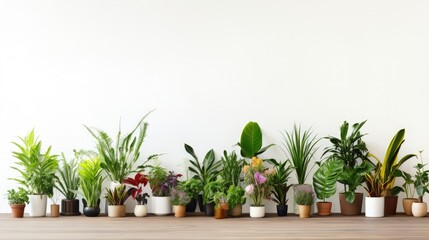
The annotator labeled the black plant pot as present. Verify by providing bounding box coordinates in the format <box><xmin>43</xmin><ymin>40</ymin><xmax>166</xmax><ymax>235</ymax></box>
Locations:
<box><xmin>186</xmin><ymin>198</ymin><xmax>197</xmax><ymax>212</ymax></box>
<box><xmin>61</xmin><ymin>199</ymin><xmax>81</xmax><ymax>216</ymax></box>
<box><xmin>205</xmin><ymin>202</ymin><xmax>215</xmax><ymax>216</ymax></box>
<box><xmin>82</xmin><ymin>199</ymin><xmax>101</xmax><ymax>217</ymax></box>
<box><xmin>198</xmin><ymin>194</ymin><xmax>205</xmax><ymax>212</ymax></box>
<box><xmin>277</xmin><ymin>204</ymin><xmax>288</xmax><ymax>216</ymax></box>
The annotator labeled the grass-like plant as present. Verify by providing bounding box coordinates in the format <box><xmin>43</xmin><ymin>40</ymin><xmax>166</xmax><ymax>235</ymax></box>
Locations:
<box><xmin>282</xmin><ymin>125</ymin><xmax>320</xmax><ymax>185</ymax></box>
<box><xmin>10</xmin><ymin>130</ymin><xmax>59</xmax><ymax>196</ymax></box>
<box><xmin>55</xmin><ymin>152</ymin><xmax>80</xmax><ymax>200</ymax></box>
<box><xmin>294</xmin><ymin>191</ymin><xmax>315</xmax><ymax>206</ymax></box>
<box><xmin>78</xmin><ymin>154</ymin><xmax>105</xmax><ymax>208</ymax></box>
<box><xmin>106</xmin><ymin>185</ymin><xmax>128</xmax><ymax>205</ymax></box>
<box><xmin>85</xmin><ymin>111</ymin><xmax>152</xmax><ymax>183</ymax></box>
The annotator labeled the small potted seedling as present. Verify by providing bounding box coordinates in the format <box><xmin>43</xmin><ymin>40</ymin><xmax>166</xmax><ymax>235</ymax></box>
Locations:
<box><xmin>7</xmin><ymin>188</ymin><xmax>29</xmax><ymax>218</ymax></box>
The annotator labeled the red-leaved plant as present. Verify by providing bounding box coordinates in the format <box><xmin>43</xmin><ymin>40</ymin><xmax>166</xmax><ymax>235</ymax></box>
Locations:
<box><xmin>123</xmin><ymin>172</ymin><xmax>150</xmax><ymax>205</ymax></box>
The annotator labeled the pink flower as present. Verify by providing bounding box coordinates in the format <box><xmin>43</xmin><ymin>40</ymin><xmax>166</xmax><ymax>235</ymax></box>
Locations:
<box><xmin>245</xmin><ymin>184</ymin><xmax>254</xmax><ymax>194</ymax></box>
<box><xmin>254</xmin><ymin>172</ymin><xmax>267</xmax><ymax>184</ymax></box>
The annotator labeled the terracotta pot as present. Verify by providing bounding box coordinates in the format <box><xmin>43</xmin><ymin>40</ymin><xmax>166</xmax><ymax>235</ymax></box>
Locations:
<box><xmin>339</xmin><ymin>192</ymin><xmax>363</xmax><ymax>215</ymax></box>
<box><xmin>384</xmin><ymin>196</ymin><xmax>398</xmax><ymax>216</ymax></box>
<box><xmin>365</xmin><ymin>197</ymin><xmax>384</xmax><ymax>218</ymax></box>
<box><xmin>230</xmin><ymin>204</ymin><xmax>242</xmax><ymax>217</ymax></box>
<box><xmin>50</xmin><ymin>204</ymin><xmax>60</xmax><ymax>217</ymax></box>
<box><xmin>214</xmin><ymin>206</ymin><xmax>224</xmax><ymax>219</ymax></box>
<box><xmin>316</xmin><ymin>202</ymin><xmax>332</xmax><ymax>216</ymax></box>
<box><xmin>220</xmin><ymin>203</ymin><xmax>229</xmax><ymax>218</ymax></box>
<box><xmin>298</xmin><ymin>205</ymin><xmax>311</xmax><ymax>218</ymax></box>
<box><xmin>10</xmin><ymin>204</ymin><xmax>26</xmax><ymax>218</ymax></box>
<box><xmin>61</xmin><ymin>199</ymin><xmax>80</xmax><ymax>216</ymax></box>
<box><xmin>403</xmin><ymin>198</ymin><xmax>418</xmax><ymax>216</ymax></box>
<box><xmin>412</xmin><ymin>202</ymin><xmax>427</xmax><ymax>217</ymax></box>
<box><xmin>107</xmin><ymin>205</ymin><xmax>126</xmax><ymax>217</ymax></box>
<box><xmin>174</xmin><ymin>205</ymin><xmax>186</xmax><ymax>217</ymax></box>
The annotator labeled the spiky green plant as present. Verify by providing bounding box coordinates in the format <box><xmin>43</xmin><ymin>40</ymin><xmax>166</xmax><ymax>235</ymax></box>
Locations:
<box><xmin>268</xmin><ymin>159</ymin><xmax>293</xmax><ymax>205</ymax></box>
<box><xmin>105</xmin><ymin>185</ymin><xmax>128</xmax><ymax>205</ymax></box>
<box><xmin>78</xmin><ymin>155</ymin><xmax>105</xmax><ymax>208</ymax></box>
<box><xmin>55</xmin><ymin>152</ymin><xmax>80</xmax><ymax>200</ymax></box>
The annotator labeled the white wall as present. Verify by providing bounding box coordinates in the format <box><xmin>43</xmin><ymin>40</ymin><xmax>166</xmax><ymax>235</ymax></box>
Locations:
<box><xmin>1</xmin><ymin>0</ymin><xmax>428</xmax><ymax>214</ymax></box>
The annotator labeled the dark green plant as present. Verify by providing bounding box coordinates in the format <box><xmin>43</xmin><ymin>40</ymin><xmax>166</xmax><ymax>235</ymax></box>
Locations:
<box><xmin>55</xmin><ymin>152</ymin><xmax>80</xmax><ymax>200</ymax></box>
<box><xmin>282</xmin><ymin>125</ymin><xmax>320</xmax><ymax>185</ymax></box>
<box><xmin>268</xmin><ymin>159</ymin><xmax>293</xmax><ymax>205</ymax></box>
<box><xmin>239</xmin><ymin>121</ymin><xmax>274</xmax><ymax>158</ymax></box>
<box><xmin>226</xmin><ymin>185</ymin><xmax>246</xmax><ymax>209</ymax></box>
<box><xmin>185</xmin><ymin>144</ymin><xmax>221</xmax><ymax>187</ymax></box>
<box><xmin>313</xmin><ymin>158</ymin><xmax>344</xmax><ymax>202</ymax></box>
<box><xmin>85</xmin><ymin>111</ymin><xmax>152</xmax><ymax>183</ymax></box>
<box><xmin>78</xmin><ymin>155</ymin><xmax>105</xmax><ymax>208</ymax></box>
<box><xmin>294</xmin><ymin>191</ymin><xmax>315</xmax><ymax>206</ymax></box>
<box><xmin>414</xmin><ymin>151</ymin><xmax>429</xmax><ymax>203</ymax></box>
<box><xmin>221</xmin><ymin>150</ymin><xmax>245</xmax><ymax>188</ymax></box>
<box><xmin>203</xmin><ymin>176</ymin><xmax>225</xmax><ymax>204</ymax></box>
<box><xmin>323</xmin><ymin>120</ymin><xmax>371</xmax><ymax>203</ymax></box>
<box><xmin>179</xmin><ymin>178</ymin><xmax>203</xmax><ymax>200</ymax></box>
<box><xmin>106</xmin><ymin>185</ymin><xmax>128</xmax><ymax>205</ymax></box>
<box><xmin>7</xmin><ymin>188</ymin><xmax>29</xmax><ymax>205</ymax></box>
<box><xmin>395</xmin><ymin>170</ymin><xmax>415</xmax><ymax>199</ymax></box>
<box><xmin>10</xmin><ymin>130</ymin><xmax>59</xmax><ymax>197</ymax></box>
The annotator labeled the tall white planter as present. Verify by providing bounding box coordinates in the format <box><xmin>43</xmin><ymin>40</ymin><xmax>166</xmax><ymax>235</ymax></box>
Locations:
<box><xmin>411</xmin><ymin>202</ymin><xmax>427</xmax><ymax>217</ymax></box>
<box><xmin>249</xmin><ymin>206</ymin><xmax>265</xmax><ymax>218</ymax></box>
<box><xmin>151</xmin><ymin>196</ymin><xmax>171</xmax><ymax>215</ymax></box>
<box><xmin>365</xmin><ymin>197</ymin><xmax>384</xmax><ymax>218</ymax></box>
<box><xmin>28</xmin><ymin>195</ymin><xmax>47</xmax><ymax>217</ymax></box>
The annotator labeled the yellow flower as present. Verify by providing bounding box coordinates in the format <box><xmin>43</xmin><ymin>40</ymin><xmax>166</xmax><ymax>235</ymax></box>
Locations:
<box><xmin>242</xmin><ymin>165</ymin><xmax>250</xmax><ymax>174</ymax></box>
<box><xmin>251</xmin><ymin>157</ymin><xmax>263</xmax><ymax>168</ymax></box>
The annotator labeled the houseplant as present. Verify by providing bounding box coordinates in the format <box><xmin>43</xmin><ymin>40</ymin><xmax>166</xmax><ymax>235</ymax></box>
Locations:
<box><xmin>238</xmin><ymin>121</ymin><xmax>274</xmax><ymax>159</ymax></box>
<box><xmin>294</xmin><ymin>190</ymin><xmax>315</xmax><ymax>218</ymax></box>
<box><xmin>10</xmin><ymin>130</ymin><xmax>59</xmax><ymax>217</ymax></box>
<box><xmin>282</xmin><ymin>124</ymin><xmax>320</xmax><ymax>214</ymax></box>
<box><xmin>85</xmin><ymin>111</ymin><xmax>152</xmax><ymax>189</ymax></box>
<box><xmin>7</xmin><ymin>188</ymin><xmax>29</xmax><ymax>218</ymax></box>
<box><xmin>178</xmin><ymin>178</ymin><xmax>202</xmax><ymax>212</ymax></box>
<box><xmin>106</xmin><ymin>184</ymin><xmax>128</xmax><ymax>217</ymax></box>
<box><xmin>203</xmin><ymin>176</ymin><xmax>225</xmax><ymax>216</ymax></box>
<box><xmin>226</xmin><ymin>185</ymin><xmax>246</xmax><ymax>217</ymax></box>
<box><xmin>243</xmin><ymin>157</ymin><xmax>274</xmax><ymax>218</ymax></box>
<box><xmin>268</xmin><ymin>159</ymin><xmax>293</xmax><ymax>216</ymax></box>
<box><xmin>123</xmin><ymin>172</ymin><xmax>150</xmax><ymax>217</ymax></box>
<box><xmin>213</xmin><ymin>191</ymin><xmax>228</xmax><ymax>219</ymax></box>
<box><xmin>221</xmin><ymin>150</ymin><xmax>245</xmax><ymax>188</ymax></box>
<box><xmin>396</xmin><ymin>169</ymin><xmax>417</xmax><ymax>215</ymax></box>
<box><xmin>312</xmin><ymin>157</ymin><xmax>343</xmax><ymax>216</ymax></box>
<box><xmin>323</xmin><ymin>120</ymin><xmax>372</xmax><ymax>215</ymax></box>
<box><xmin>55</xmin><ymin>152</ymin><xmax>80</xmax><ymax>216</ymax></box>
<box><xmin>363</xmin><ymin>161</ymin><xmax>384</xmax><ymax>217</ymax></box>
<box><xmin>412</xmin><ymin>151</ymin><xmax>429</xmax><ymax>217</ymax></box>
<box><xmin>170</xmin><ymin>187</ymin><xmax>191</xmax><ymax>217</ymax></box>
<box><xmin>185</xmin><ymin>144</ymin><xmax>221</xmax><ymax>212</ymax></box>
<box><xmin>369</xmin><ymin>129</ymin><xmax>416</xmax><ymax>215</ymax></box>
<box><xmin>148</xmin><ymin>163</ymin><xmax>182</xmax><ymax>215</ymax></box>
<box><xmin>78</xmin><ymin>155</ymin><xmax>105</xmax><ymax>217</ymax></box>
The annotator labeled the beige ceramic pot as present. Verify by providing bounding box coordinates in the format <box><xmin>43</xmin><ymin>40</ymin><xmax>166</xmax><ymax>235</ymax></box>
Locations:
<box><xmin>298</xmin><ymin>205</ymin><xmax>311</xmax><ymax>218</ymax></box>
<box><xmin>412</xmin><ymin>202</ymin><xmax>427</xmax><ymax>217</ymax></box>
<box><xmin>403</xmin><ymin>198</ymin><xmax>418</xmax><ymax>216</ymax></box>
<box><xmin>108</xmin><ymin>205</ymin><xmax>126</xmax><ymax>217</ymax></box>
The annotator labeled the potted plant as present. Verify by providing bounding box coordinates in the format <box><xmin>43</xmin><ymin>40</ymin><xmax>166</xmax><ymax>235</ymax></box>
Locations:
<box><xmin>221</xmin><ymin>150</ymin><xmax>245</xmax><ymax>215</ymax></box>
<box><xmin>323</xmin><ymin>120</ymin><xmax>373</xmax><ymax>215</ymax></box>
<box><xmin>368</xmin><ymin>129</ymin><xmax>416</xmax><ymax>216</ymax></box>
<box><xmin>363</xmin><ymin>161</ymin><xmax>384</xmax><ymax>217</ymax></box>
<box><xmin>268</xmin><ymin>159</ymin><xmax>293</xmax><ymax>216</ymax></box>
<box><xmin>312</xmin><ymin>157</ymin><xmax>344</xmax><ymax>216</ymax></box>
<box><xmin>178</xmin><ymin>178</ymin><xmax>202</xmax><ymax>212</ymax></box>
<box><xmin>396</xmin><ymin>169</ymin><xmax>417</xmax><ymax>216</ymax></box>
<box><xmin>226</xmin><ymin>185</ymin><xmax>246</xmax><ymax>217</ymax></box>
<box><xmin>10</xmin><ymin>130</ymin><xmax>59</xmax><ymax>217</ymax></box>
<box><xmin>55</xmin><ymin>152</ymin><xmax>80</xmax><ymax>216</ymax></box>
<box><xmin>78</xmin><ymin>154</ymin><xmax>105</xmax><ymax>217</ymax></box>
<box><xmin>184</xmin><ymin>144</ymin><xmax>221</xmax><ymax>212</ymax></box>
<box><xmin>148</xmin><ymin>163</ymin><xmax>182</xmax><ymax>215</ymax></box>
<box><xmin>294</xmin><ymin>190</ymin><xmax>315</xmax><ymax>218</ymax></box>
<box><xmin>203</xmin><ymin>176</ymin><xmax>225</xmax><ymax>216</ymax></box>
<box><xmin>106</xmin><ymin>184</ymin><xmax>128</xmax><ymax>217</ymax></box>
<box><xmin>123</xmin><ymin>172</ymin><xmax>150</xmax><ymax>217</ymax></box>
<box><xmin>85</xmin><ymin>111</ymin><xmax>152</xmax><ymax>190</ymax></box>
<box><xmin>412</xmin><ymin>151</ymin><xmax>429</xmax><ymax>217</ymax></box>
<box><xmin>243</xmin><ymin>157</ymin><xmax>274</xmax><ymax>218</ymax></box>
<box><xmin>282</xmin><ymin>124</ymin><xmax>320</xmax><ymax>215</ymax></box>
<box><xmin>7</xmin><ymin>188</ymin><xmax>29</xmax><ymax>218</ymax></box>
<box><xmin>213</xmin><ymin>191</ymin><xmax>228</xmax><ymax>219</ymax></box>
<box><xmin>170</xmin><ymin>187</ymin><xmax>191</xmax><ymax>217</ymax></box>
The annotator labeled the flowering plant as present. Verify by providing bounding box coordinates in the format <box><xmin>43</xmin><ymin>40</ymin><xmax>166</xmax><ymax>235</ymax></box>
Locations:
<box><xmin>243</xmin><ymin>157</ymin><xmax>275</xmax><ymax>206</ymax></box>
<box><xmin>123</xmin><ymin>172</ymin><xmax>150</xmax><ymax>205</ymax></box>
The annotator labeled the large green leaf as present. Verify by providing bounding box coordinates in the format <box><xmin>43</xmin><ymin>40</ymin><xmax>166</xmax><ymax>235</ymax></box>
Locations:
<box><xmin>313</xmin><ymin>158</ymin><xmax>344</xmax><ymax>201</ymax></box>
<box><xmin>240</xmin><ymin>122</ymin><xmax>263</xmax><ymax>158</ymax></box>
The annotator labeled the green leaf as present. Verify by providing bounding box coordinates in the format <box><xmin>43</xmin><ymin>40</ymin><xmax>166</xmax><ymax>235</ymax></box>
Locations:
<box><xmin>240</xmin><ymin>121</ymin><xmax>263</xmax><ymax>158</ymax></box>
<box><xmin>313</xmin><ymin>158</ymin><xmax>344</xmax><ymax>201</ymax></box>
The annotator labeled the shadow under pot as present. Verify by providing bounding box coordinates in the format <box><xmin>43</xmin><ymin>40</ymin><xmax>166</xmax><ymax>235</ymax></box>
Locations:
<box><xmin>82</xmin><ymin>199</ymin><xmax>101</xmax><ymax>217</ymax></box>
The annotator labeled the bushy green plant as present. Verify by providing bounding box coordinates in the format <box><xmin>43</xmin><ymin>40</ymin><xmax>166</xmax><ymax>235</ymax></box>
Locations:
<box><xmin>78</xmin><ymin>154</ymin><xmax>105</xmax><ymax>208</ymax></box>
<box><xmin>221</xmin><ymin>150</ymin><xmax>244</xmax><ymax>188</ymax></box>
<box><xmin>105</xmin><ymin>184</ymin><xmax>128</xmax><ymax>205</ymax></box>
<box><xmin>268</xmin><ymin>159</ymin><xmax>293</xmax><ymax>205</ymax></box>
<box><xmin>179</xmin><ymin>178</ymin><xmax>202</xmax><ymax>200</ymax></box>
<box><xmin>313</xmin><ymin>158</ymin><xmax>344</xmax><ymax>202</ymax></box>
<box><xmin>55</xmin><ymin>152</ymin><xmax>80</xmax><ymax>200</ymax></box>
<box><xmin>414</xmin><ymin>151</ymin><xmax>429</xmax><ymax>203</ymax></box>
<box><xmin>213</xmin><ymin>191</ymin><xmax>226</xmax><ymax>208</ymax></box>
<box><xmin>294</xmin><ymin>191</ymin><xmax>315</xmax><ymax>206</ymax></box>
<box><xmin>226</xmin><ymin>185</ymin><xmax>246</xmax><ymax>209</ymax></box>
<box><xmin>10</xmin><ymin>130</ymin><xmax>59</xmax><ymax>197</ymax></box>
<box><xmin>282</xmin><ymin>125</ymin><xmax>320</xmax><ymax>185</ymax></box>
<box><xmin>85</xmin><ymin>111</ymin><xmax>152</xmax><ymax>183</ymax></box>
<box><xmin>185</xmin><ymin>144</ymin><xmax>221</xmax><ymax>187</ymax></box>
<box><xmin>203</xmin><ymin>176</ymin><xmax>225</xmax><ymax>204</ymax></box>
<box><xmin>7</xmin><ymin>188</ymin><xmax>29</xmax><ymax>205</ymax></box>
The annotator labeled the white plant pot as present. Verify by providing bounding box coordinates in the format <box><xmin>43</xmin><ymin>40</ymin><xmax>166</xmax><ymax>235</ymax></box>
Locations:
<box><xmin>412</xmin><ymin>202</ymin><xmax>427</xmax><ymax>217</ymax></box>
<box><xmin>365</xmin><ymin>196</ymin><xmax>384</xmax><ymax>218</ymax></box>
<box><xmin>249</xmin><ymin>206</ymin><xmax>265</xmax><ymax>218</ymax></box>
<box><xmin>28</xmin><ymin>195</ymin><xmax>47</xmax><ymax>217</ymax></box>
<box><xmin>134</xmin><ymin>205</ymin><xmax>148</xmax><ymax>217</ymax></box>
<box><xmin>151</xmin><ymin>196</ymin><xmax>171</xmax><ymax>215</ymax></box>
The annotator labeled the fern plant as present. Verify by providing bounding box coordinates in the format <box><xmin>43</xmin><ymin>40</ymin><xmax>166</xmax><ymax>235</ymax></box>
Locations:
<box><xmin>55</xmin><ymin>152</ymin><xmax>80</xmax><ymax>200</ymax></box>
<box><xmin>85</xmin><ymin>111</ymin><xmax>152</xmax><ymax>183</ymax></box>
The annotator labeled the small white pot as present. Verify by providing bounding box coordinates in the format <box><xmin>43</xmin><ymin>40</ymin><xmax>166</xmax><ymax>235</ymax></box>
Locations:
<box><xmin>412</xmin><ymin>202</ymin><xmax>427</xmax><ymax>217</ymax></box>
<box><xmin>249</xmin><ymin>205</ymin><xmax>265</xmax><ymax>218</ymax></box>
<box><xmin>151</xmin><ymin>196</ymin><xmax>171</xmax><ymax>215</ymax></box>
<box><xmin>365</xmin><ymin>196</ymin><xmax>384</xmax><ymax>218</ymax></box>
<box><xmin>28</xmin><ymin>195</ymin><xmax>47</xmax><ymax>217</ymax></box>
<box><xmin>134</xmin><ymin>205</ymin><xmax>148</xmax><ymax>217</ymax></box>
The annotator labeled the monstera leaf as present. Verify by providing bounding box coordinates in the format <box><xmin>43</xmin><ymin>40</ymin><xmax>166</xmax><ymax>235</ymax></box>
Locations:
<box><xmin>313</xmin><ymin>158</ymin><xmax>344</xmax><ymax>202</ymax></box>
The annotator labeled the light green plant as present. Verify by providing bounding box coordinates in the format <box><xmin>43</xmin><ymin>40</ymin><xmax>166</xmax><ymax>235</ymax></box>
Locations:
<box><xmin>226</xmin><ymin>185</ymin><xmax>246</xmax><ymax>209</ymax></box>
<box><xmin>78</xmin><ymin>154</ymin><xmax>105</xmax><ymax>208</ymax></box>
<box><xmin>7</xmin><ymin>188</ymin><xmax>29</xmax><ymax>205</ymax></box>
<box><xmin>203</xmin><ymin>176</ymin><xmax>225</xmax><ymax>204</ymax></box>
<box><xmin>179</xmin><ymin>178</ymin><xmax>203</xmax><ymax>200</ymax></box>
<box><xmin>10</xmin><ymin>130</ymin><xmax>59</xmax><ymax>197</ymax></box>
<box><xmin>313</xmin><ymin>158</ymin><xmax>344</xmax><ymax>202</ymax></box>
<box><xmin>55</xmin><ymin>152</ymin><xmax>80</xmax><ymax>200</ymax></box>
